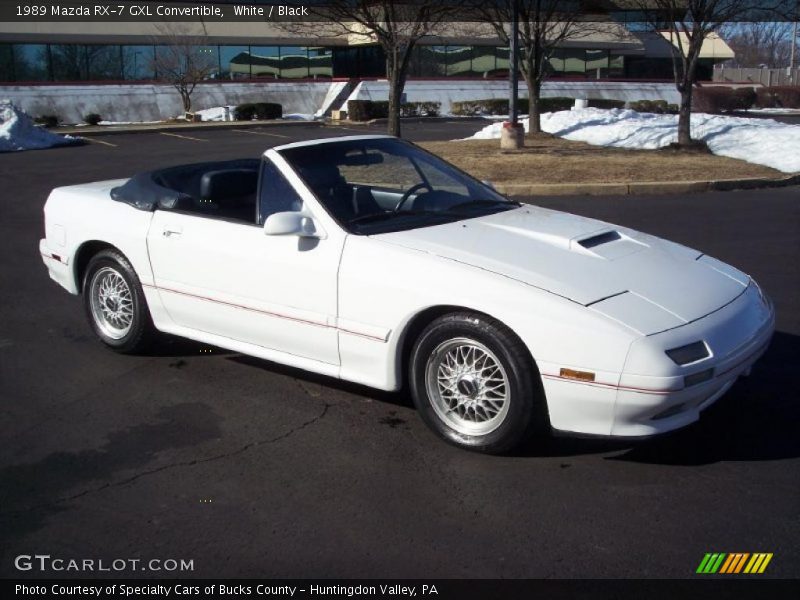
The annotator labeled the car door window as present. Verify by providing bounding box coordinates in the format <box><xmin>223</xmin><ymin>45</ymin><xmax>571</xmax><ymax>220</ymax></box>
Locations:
<box><xmin>258</xmin><ymin>159</ymin><xmax>304</xmax><ymax>225</ymax></box>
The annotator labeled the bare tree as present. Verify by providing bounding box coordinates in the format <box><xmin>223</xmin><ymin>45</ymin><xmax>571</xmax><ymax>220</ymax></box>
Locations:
<box><xmin>151</xmin><ymin>22</ymin><xmax>218</xmax><ymax>114</ymax></box>
<box><xmin>719</xmin><ymin>21</ymin><xmax>793</xmax><ymax>67</ymax></box>
<box><xmin>283</xmin><ymin>1</ymin><xmax>458</xmax><ymax>137</ymax></box>
<box><xmin>633</xmin><ymin>0</ymin><xmax>786</xmax><ymax>147</ymax></box>
<box><xmin>472</xmin><ymin>1</ymin><xmax>606</xmax><ymax>134</ymax></box>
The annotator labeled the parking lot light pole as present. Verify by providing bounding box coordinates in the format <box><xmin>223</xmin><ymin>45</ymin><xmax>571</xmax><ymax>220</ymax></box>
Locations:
<box><xmin>510</xmin><ymin>0</ymin><xmax>519</xmax><ymax>125</ymax></box>
<box><xmin>501</xmin><ymin>0</ymin><xmax>524</xmax><ymax>150</ymax></box>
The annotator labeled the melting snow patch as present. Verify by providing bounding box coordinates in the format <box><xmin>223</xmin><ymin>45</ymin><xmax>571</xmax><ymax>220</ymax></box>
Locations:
<box><xmin>283</xmin><ymin>113</ymin><xmax>318</xmax><ymax>121</ymax></box>
<box><xmin>0</xmin><ymin>101</ymin><xmax>80</xmax><ymax>152</ymax></box>
<box><xmin>468</xmin><ymin>108</ymin><xmax>800</xmax><ymax>174</ymax></box>
<box><xmin>196</xmin><ymin>106</ymin><xmax>236</xmax><ymax>122</ymax></box>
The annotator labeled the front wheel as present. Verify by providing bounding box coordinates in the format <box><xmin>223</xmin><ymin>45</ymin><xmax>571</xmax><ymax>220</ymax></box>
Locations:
<box><xmin>409</xmin><ymin>312</ymin><xmax>547</xmax><ymax>454</ymax></box>
<box><xmin>83</xmin><ymin>249</ymin><xmax>155</xmax><ymax>353</ymax></box>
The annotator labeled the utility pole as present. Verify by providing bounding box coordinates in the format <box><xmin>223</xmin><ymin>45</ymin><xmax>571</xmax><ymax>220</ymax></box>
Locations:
<box><xmin>501</xmin><ymin>0</ymin><xmax>524</xmax><ymax>149</ymax></box>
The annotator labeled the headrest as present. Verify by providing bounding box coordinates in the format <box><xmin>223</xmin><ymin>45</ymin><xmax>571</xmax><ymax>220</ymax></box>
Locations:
<box><xmin>200</xmin><ymin>169</ymin><xmax>258</xmax><ymax>201</ymax></box>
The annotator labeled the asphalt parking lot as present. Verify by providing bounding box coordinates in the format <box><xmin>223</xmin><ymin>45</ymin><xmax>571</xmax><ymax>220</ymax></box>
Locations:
<box><xmin>1</xmin><ymin>121</ymin><xmax>798</xmax><ymax>579</ymax></box>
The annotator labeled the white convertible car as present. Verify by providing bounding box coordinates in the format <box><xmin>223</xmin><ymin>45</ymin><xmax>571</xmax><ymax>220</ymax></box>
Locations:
<box><xmin>40</xmin><ymin>135</ymin><xmax>774</xmax><ymax>453</ymax></box>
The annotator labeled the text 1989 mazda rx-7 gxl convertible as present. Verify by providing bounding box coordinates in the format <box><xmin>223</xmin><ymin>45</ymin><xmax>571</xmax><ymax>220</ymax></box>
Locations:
<box><xmin>40</xmin><ymin>135</ymin><xmax>774</xmax><ymax>453</ymax></box>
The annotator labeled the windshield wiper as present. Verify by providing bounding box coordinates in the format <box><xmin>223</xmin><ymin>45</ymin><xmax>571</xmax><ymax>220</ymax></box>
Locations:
<box><xmin>446</xmin><ymin>199</ymin><xmax>520</xmax><ymax>212</ymax></box>
<box><xmin>349</xmin><ymin>210</ymin><xmax>448</xmax><ymax>226</ymax></box>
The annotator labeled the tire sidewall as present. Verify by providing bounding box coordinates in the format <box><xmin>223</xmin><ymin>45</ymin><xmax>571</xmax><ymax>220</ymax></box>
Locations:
<box><xmin>410</xmin><ymin>313</ymin><xmax>540</xmax><ymax>453</ymax></box>
<box><xmin>82</xmin><ymin>251</ymin><xmax>150</xmax><ymax>353</ymax></box>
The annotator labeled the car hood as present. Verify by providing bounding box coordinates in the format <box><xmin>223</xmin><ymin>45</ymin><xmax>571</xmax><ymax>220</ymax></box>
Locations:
<box><xmin>375</xmin><ymin>206</ymin><xmax>750</xmax><ymax>335</ymax></box>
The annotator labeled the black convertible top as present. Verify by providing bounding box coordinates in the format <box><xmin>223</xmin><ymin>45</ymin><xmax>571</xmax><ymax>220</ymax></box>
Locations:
<box><xmin>110</xmin><ymin>158</ymin><xmax>261</xmax><ymax>211</ymax></box>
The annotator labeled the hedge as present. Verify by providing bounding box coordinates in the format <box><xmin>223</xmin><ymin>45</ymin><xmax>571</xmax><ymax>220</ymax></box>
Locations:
<box><xmin>83</xmin><ymin>113</ymin><xmax>102</xmax><ymax>126</ymax></box>
<box><xmin>449</xmin><ymin>97</ymin><xmax>623</xmax><ymax>116</ymax></box>
<box><xmin>588</xmin><ymin>99</ymin><xmax>626</xmax><ymax>110</ymax></box>
<box><xmin>34</xmin><ymin>115</ymin><xmax>59</xmax><ymax>128</ymax></box>
<box><xmin>693</xmin><ymin>87</ymin><xmax>756</xmax><ymax>113</ymax></box>
<box><xmin>400</xmin><ymin>101</ymin><xmax>441</xmax><ymax>117</ymax></box>
<box><xmin>234</xmin><ymin>102</ymin><xmax>283</xmax><ymax>120</ymax></box>
<box><xmin>627</xmin><ymin>99</ymin><xmax>673</xmax><ymax>113</ymax></box>
<box><xmin>347</xmin><ymin>100</ymin><xmax>389</xmax><ymax>121</ymax></box>
<box><xmin>756</xmin><ymin>86</ymin><xmax>800</xmax><ymax>109</ymax></box>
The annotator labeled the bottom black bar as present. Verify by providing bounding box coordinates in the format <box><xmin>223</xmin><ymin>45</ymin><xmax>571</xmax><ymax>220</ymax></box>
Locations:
<box><xmin>5</xmin><ymin>579</ymin><xmax>800</xmax><ymax>600</ymax></box>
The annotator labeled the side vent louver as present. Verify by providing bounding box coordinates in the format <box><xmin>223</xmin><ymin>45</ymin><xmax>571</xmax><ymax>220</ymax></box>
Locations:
<box><xmin>578</xmin><ymin>230</ymin><xmax>621</xmax><ymax>249</ymax></box>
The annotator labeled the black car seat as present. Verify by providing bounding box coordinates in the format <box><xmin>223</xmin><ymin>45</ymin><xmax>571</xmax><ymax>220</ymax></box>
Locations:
<box><xmin>198</xmin><ymin>169</ymin><xmax>259</xmax><ymax>222</ymax></box>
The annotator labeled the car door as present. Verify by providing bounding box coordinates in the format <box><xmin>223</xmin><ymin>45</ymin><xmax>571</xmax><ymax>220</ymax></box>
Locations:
<box><xmin>145</xmin><ymin>156</ymin><xmax>344</xmax><ymax>366</ymax></box>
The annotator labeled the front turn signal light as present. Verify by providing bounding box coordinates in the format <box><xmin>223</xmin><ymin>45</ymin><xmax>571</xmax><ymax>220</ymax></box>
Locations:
<box><xmin>560</xmin><ymin>368</ymin><xmax>596</xmax><ymax>382</ymax></box>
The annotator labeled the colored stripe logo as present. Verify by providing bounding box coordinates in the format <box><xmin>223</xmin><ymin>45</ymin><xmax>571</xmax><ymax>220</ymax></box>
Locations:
<box><xmin>696</xmin><ymin>553</ymin><xmax>773</xmax><ymax>574</ymax></box>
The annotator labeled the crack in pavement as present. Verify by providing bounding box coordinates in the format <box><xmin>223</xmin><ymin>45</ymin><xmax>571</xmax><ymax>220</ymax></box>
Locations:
<box><xmin>1</xmin><ymin>401</ymin><xmax>331</xmax><ymax>517</ymax></box>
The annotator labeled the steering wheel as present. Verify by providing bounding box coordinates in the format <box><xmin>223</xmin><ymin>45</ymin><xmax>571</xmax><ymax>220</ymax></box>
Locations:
<box><xmin>395</xmin><ymin>182</ymin><xmax>431</xmax><ymax>211</ymax></box>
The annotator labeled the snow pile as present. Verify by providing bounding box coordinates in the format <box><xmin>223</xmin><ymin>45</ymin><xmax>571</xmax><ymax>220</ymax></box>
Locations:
<box><xmin>469</xmin><ymin>108</ymin><xmax>800</xmax><ymax>174</ymax></box>
<box><xmin>195</xmin><ymin>106</ymin><xmax>318</xmax><ymax>122</ymax></box>
<box><xmin>283</xmin><ymin>113</ymin><xmax>318</xmax><ymax>121</ymax></box>
<box><xmin>98</xmin><ymin>119</ymin><xmax>163</xmax><ymax>126</ymax></box>
<box><xmin>0</xmin><ymin>100</ymin><xmax>79</xmax><ymax>152</ymax></box>
<box><xmin>196</xmin><ymin>106</ymin><xmax>236</xmax><ymax>122</ymax></box>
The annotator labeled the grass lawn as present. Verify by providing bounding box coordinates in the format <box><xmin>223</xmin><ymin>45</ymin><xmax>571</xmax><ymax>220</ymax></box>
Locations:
<box><xmin>418</xmin><ymin>137</ymin><xmax>785</xmax><ymax>186</ymax></box>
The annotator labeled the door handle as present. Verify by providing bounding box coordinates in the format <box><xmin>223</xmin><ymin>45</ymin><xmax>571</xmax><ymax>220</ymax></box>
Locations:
<box><xmin>162</xmin><ymin>226</ymin><xmax>182</xmax><ymax>237</ymax></box>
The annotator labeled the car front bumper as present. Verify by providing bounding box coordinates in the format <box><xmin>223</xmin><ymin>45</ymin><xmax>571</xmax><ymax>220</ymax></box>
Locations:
<box><xmin>545</xmin><ymin>282</ymin><xmax>775</xmax><ymax>437</ymax></box>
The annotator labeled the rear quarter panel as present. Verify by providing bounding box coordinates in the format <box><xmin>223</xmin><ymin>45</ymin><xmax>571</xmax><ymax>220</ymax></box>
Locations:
<box><xmin>42</xmin><ymin>180</ymin><xmax>155</xmax><ymax>294</ymax></box>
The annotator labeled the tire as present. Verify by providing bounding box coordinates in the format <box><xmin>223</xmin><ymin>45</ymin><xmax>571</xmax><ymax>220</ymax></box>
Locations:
<box><xmin>409</xmin><ymin>312</ymin><xmax>548</xmax><ymax>454</ymax></box>
<box><xmin>82</xmin><ymin>249</ymin><xmax>155</xmax><ymax>354</ymax></box>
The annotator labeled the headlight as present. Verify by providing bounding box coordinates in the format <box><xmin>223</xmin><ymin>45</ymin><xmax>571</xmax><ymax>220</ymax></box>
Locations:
<box><xmin>665</xmin><ymin>341</ymin><xmax>710</xmax><ymax>366</ymax></box>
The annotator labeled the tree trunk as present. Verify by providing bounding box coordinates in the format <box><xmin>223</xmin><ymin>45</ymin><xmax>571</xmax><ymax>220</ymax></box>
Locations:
<box><xmin>676</xmin><ymin>36</ymin><xmax>703</xmax><ymax>147</ymax></box>
<box><xmin>179</xmin><ymin>86</ymin><xmax>192</xmax><ymax>113</ymax></box>
<box><xmin>677</xmin><ymin>84</ymin><xmax>693</xmax><ymax>146</ymax></box>
<box><xmin>526</xmin><ymin>75</ymin><xmax>542</xmax><ymax>134</ymax></box>
<box><xmin>386</xmin><ymin>49</ymin><xmax>403</xmax><ymax>138</ymax></box>
<box><xmin>387</xmin><ymin>74</ymin><xmax>402</xmax><ymax>138</ymax></box>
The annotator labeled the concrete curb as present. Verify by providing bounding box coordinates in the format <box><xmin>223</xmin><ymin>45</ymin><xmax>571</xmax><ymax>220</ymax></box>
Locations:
<box><xmin>497</xmin><ymin>174</ymin><xmax>800</xmax><ymax>197</ymax></box>
<box><xmin>56</xmin><ymin>119</ymin><xmax>324</xmax><ymax>137</ymax></box>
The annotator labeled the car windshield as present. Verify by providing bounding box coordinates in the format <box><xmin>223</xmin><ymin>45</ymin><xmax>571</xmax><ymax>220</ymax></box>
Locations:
<box><xmin>277</xmin><ymin>137</ymin><xmax>519</xmax><ymax>234</ymax></box>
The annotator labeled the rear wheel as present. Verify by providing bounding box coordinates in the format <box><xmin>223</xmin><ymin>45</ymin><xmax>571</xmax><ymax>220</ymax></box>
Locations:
<box><xmin>83</xmin><ymin>249</ymin><xmax>155</xmax><ymax>353</ymax></box>
<box><xmin>410</xmin><ymin>312</ymin><xmax>547</xmax><ymax>454</ymax></box>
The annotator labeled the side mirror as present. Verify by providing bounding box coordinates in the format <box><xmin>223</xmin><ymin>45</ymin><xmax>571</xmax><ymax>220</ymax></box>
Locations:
<box><xmin>263</xmin><ymin>212</ymin><xmax>320</xmax><ymax>238</ymax></box>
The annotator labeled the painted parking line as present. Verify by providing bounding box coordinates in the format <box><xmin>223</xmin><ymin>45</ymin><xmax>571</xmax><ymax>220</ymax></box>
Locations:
<box><xmin>328</xmin><ymin>126</ymin><xmax>375</xmax><ymax>133</ymax></box>
<box><xmin>233</xmin><ymin>129</ymin><xmax>290</xmax><ymax>139</ymax></box>
<box><xmin>81</xmin><ymin>136</ymin><xmax>118</xmax><ymax>147</ymax></box>
<box><xmin>159</xmin><ymin>132</ymin><xmax>208</xmax><ymax>142</ymax></box>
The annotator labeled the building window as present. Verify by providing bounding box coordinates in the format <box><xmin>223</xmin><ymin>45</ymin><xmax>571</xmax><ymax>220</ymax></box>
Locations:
<box><xmin>86</xmin><ymin>44</ymin><xmax>123</xmax><ymax>80</ymax></box>
<box><xmin>248</xmin><ymin>46</ymin><xmax>280</xmax><ymax>79</ymax></box>
<box><xmin>585</xmin><ymin>49</ymin><xmax>609</xmax><ymax>79</ymax></box>
<box><xmin>13</xmin><ymin>44</ymin><xmax>50</xmax><ymax>81</ymax></box>
<box><xmin>493</xmin><ymin>47</ymin><xmax>510</xmax><ymax>77</ymax></box>
<box><xmin>468</xmin><ymin>46</ymin><xmax>495</xmax><ymax>77</ymax></box>
<box><xmin>122</xmin><ymin>45</ymin><xmax>155</xmax><ymax>80</ymax></box>
<box><xmin>609</xmin><ymin>53</ymin><xmax>625</xmax><ymax>78</ymax></box>
<box><xmin>0</xmin><ymin>44</ymin><xmax>14</xmax><ymax>81</ymax></box>
<box><xmin>219</xmin><ymin>46</ymin><xmax>250</xmax><ymax>79</ymax></box>
<box><xmin>279</xmin><ymin>46</ymin><xmax>309</xmax><ymax>78</ymax></box>
<box><xmin>308</xmin><ymin>47</ymin><xmax>332</xmax><ymax>79</ymax></box>
<box><xmin>444</xmin><ymin>46</ymin><xmax>473</xmax><ymax>77</ymax></box>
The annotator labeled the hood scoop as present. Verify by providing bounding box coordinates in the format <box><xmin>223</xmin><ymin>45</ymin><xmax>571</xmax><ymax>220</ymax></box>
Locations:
<box><xmin>577</xmin><ymin>230</ymin><xmax>621</xmax><ymax>249</ymax></box>
<box><xmin>569</xmin><ymin>229</ymin><xmax>647</xmax><ymax>260</ymax></box>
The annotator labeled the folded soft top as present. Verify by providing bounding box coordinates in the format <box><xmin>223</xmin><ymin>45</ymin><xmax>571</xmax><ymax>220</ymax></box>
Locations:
<box><xmin>110</xmin><ymin>158</ymin><xmax>260</xmax><ymax>211</ymax></box>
